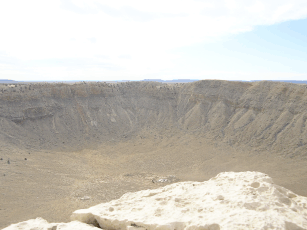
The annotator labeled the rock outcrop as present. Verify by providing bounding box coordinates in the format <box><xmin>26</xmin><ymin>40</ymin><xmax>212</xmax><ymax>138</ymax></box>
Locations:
<box><xmin>4</xmin><ymin>172</ymin><xmax>307</xmax><ymax>230</ymax></box>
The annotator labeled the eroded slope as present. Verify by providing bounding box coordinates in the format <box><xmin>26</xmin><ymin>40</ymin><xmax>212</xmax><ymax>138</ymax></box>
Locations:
<box><xmin>1</xmin><ymin>80</ymin><xmax>307</xmax><ymax>156</ymax></box>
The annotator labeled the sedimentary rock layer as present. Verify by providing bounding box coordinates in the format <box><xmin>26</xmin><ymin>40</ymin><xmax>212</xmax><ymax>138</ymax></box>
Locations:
<box><xmin>1</xmin><ymin>80</ymin><xmax>307</xmax><ymax>156</ymax></box>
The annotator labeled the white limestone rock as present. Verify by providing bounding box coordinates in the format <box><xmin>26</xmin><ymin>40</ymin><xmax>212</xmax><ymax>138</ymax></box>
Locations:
<box><xmin>71</xmin><ymin>172</ymin><xmax>307</xmax><ymax>230</ymax></box>
<box><xmin>3</xmin><ymin>217</ymin><xmax>100</xmax><ymax>230</ymax></box>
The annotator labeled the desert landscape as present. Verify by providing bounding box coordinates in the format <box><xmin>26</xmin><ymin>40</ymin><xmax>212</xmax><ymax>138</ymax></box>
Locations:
<box><xmin>1</xmin><ymin>80</ymin><xmax>307</xmax><ymax>229</ymax></box>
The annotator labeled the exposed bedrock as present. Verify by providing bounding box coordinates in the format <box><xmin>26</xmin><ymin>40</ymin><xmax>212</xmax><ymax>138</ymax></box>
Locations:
<box><xmin>4</xmin><ymin>172</ymin><xmax>307</xmax><ymax>230</ymax></box>
<box><xmin>1</xmin><ymin>80</ymin><xmax>307</xmax><ymax>156</ymax></box>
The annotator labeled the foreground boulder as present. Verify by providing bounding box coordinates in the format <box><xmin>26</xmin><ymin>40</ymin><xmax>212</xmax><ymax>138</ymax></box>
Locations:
<box><xmin>4</xmin><ymin>172</ymin><xmax>307</xmax><ymax>229</ymax></box>
<box><xmin>71</xmin><ymin>171</ymin><xmax>307</xmax><ymax>230</ymax></box>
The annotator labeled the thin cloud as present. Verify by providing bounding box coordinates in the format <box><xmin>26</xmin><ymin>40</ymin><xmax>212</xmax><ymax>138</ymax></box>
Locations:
<box><xmin>118</xmin><ymin>55</ymin><xmax>131</xmax><ymax>59</ymax></box>
<box><xmin>88</xmin><ymin>37</ymin><xmax>96</xmax><ymax>43</ymax></box>
<box><xmin>0</xmin><ymin>0</ymin><xmax>307</xmax><ymax>81</ymax></box>
<box><xmin>96</xmin><ymin>4</ymin><xmax>158</xmax><ymax>22</ymax></box>
<box><xmin>60</xmin><ymin>0</ymin><xmax>97</xmax><ymax>14</ymax></box>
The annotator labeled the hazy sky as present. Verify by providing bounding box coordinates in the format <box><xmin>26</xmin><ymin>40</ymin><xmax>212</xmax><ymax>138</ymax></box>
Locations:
<box><xmin>1</xmin><ymin>0</ymin><xmax>307</xmax><ymax>82</ymax></box>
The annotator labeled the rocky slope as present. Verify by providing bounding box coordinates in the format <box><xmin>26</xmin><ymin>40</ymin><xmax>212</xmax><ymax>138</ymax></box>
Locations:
<box><xmin>1</xmin><ymin>80</ymin><xmax>307</xmax><ymax>156</ymax></box>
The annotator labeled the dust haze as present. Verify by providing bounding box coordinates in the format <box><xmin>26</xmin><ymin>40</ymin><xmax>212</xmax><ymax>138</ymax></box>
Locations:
<box><xmin>1</xmin><ymin>80</ymin><xmax>307</xmax><ymax>228</ymax></box>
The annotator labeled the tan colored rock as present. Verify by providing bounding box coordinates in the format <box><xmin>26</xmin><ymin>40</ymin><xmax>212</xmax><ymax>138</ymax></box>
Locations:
<box><xmin>71</xmin><ymin>172</ymin><xmax>307</xmax><ymax>230</ymax></box>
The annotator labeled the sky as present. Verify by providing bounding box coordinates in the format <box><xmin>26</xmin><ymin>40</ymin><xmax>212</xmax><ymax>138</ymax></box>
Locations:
<box><xmin>0</xmin><ymin>0</ymin><xmax>307</xmax><ymax>82</ymax></box>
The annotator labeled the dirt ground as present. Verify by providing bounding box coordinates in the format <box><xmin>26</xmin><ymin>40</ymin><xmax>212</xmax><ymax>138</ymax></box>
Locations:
<box><xmin>1</xmin><ymin>134</ymin><xmax>307</xmax><ymax>229</ymax></box>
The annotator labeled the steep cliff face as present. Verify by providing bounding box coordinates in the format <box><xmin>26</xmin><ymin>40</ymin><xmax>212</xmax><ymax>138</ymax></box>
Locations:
<box><xmin>1</xmin><ymin>80</ymin><xmax>307</xmax><ymax>156</ymax></box>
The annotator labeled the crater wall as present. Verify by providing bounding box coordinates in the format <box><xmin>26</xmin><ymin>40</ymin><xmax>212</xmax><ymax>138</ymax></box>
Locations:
<box><xmin>1</xmin><ymin>80</ymin><xmax>307</xmax><ymax>157</ymax></box>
